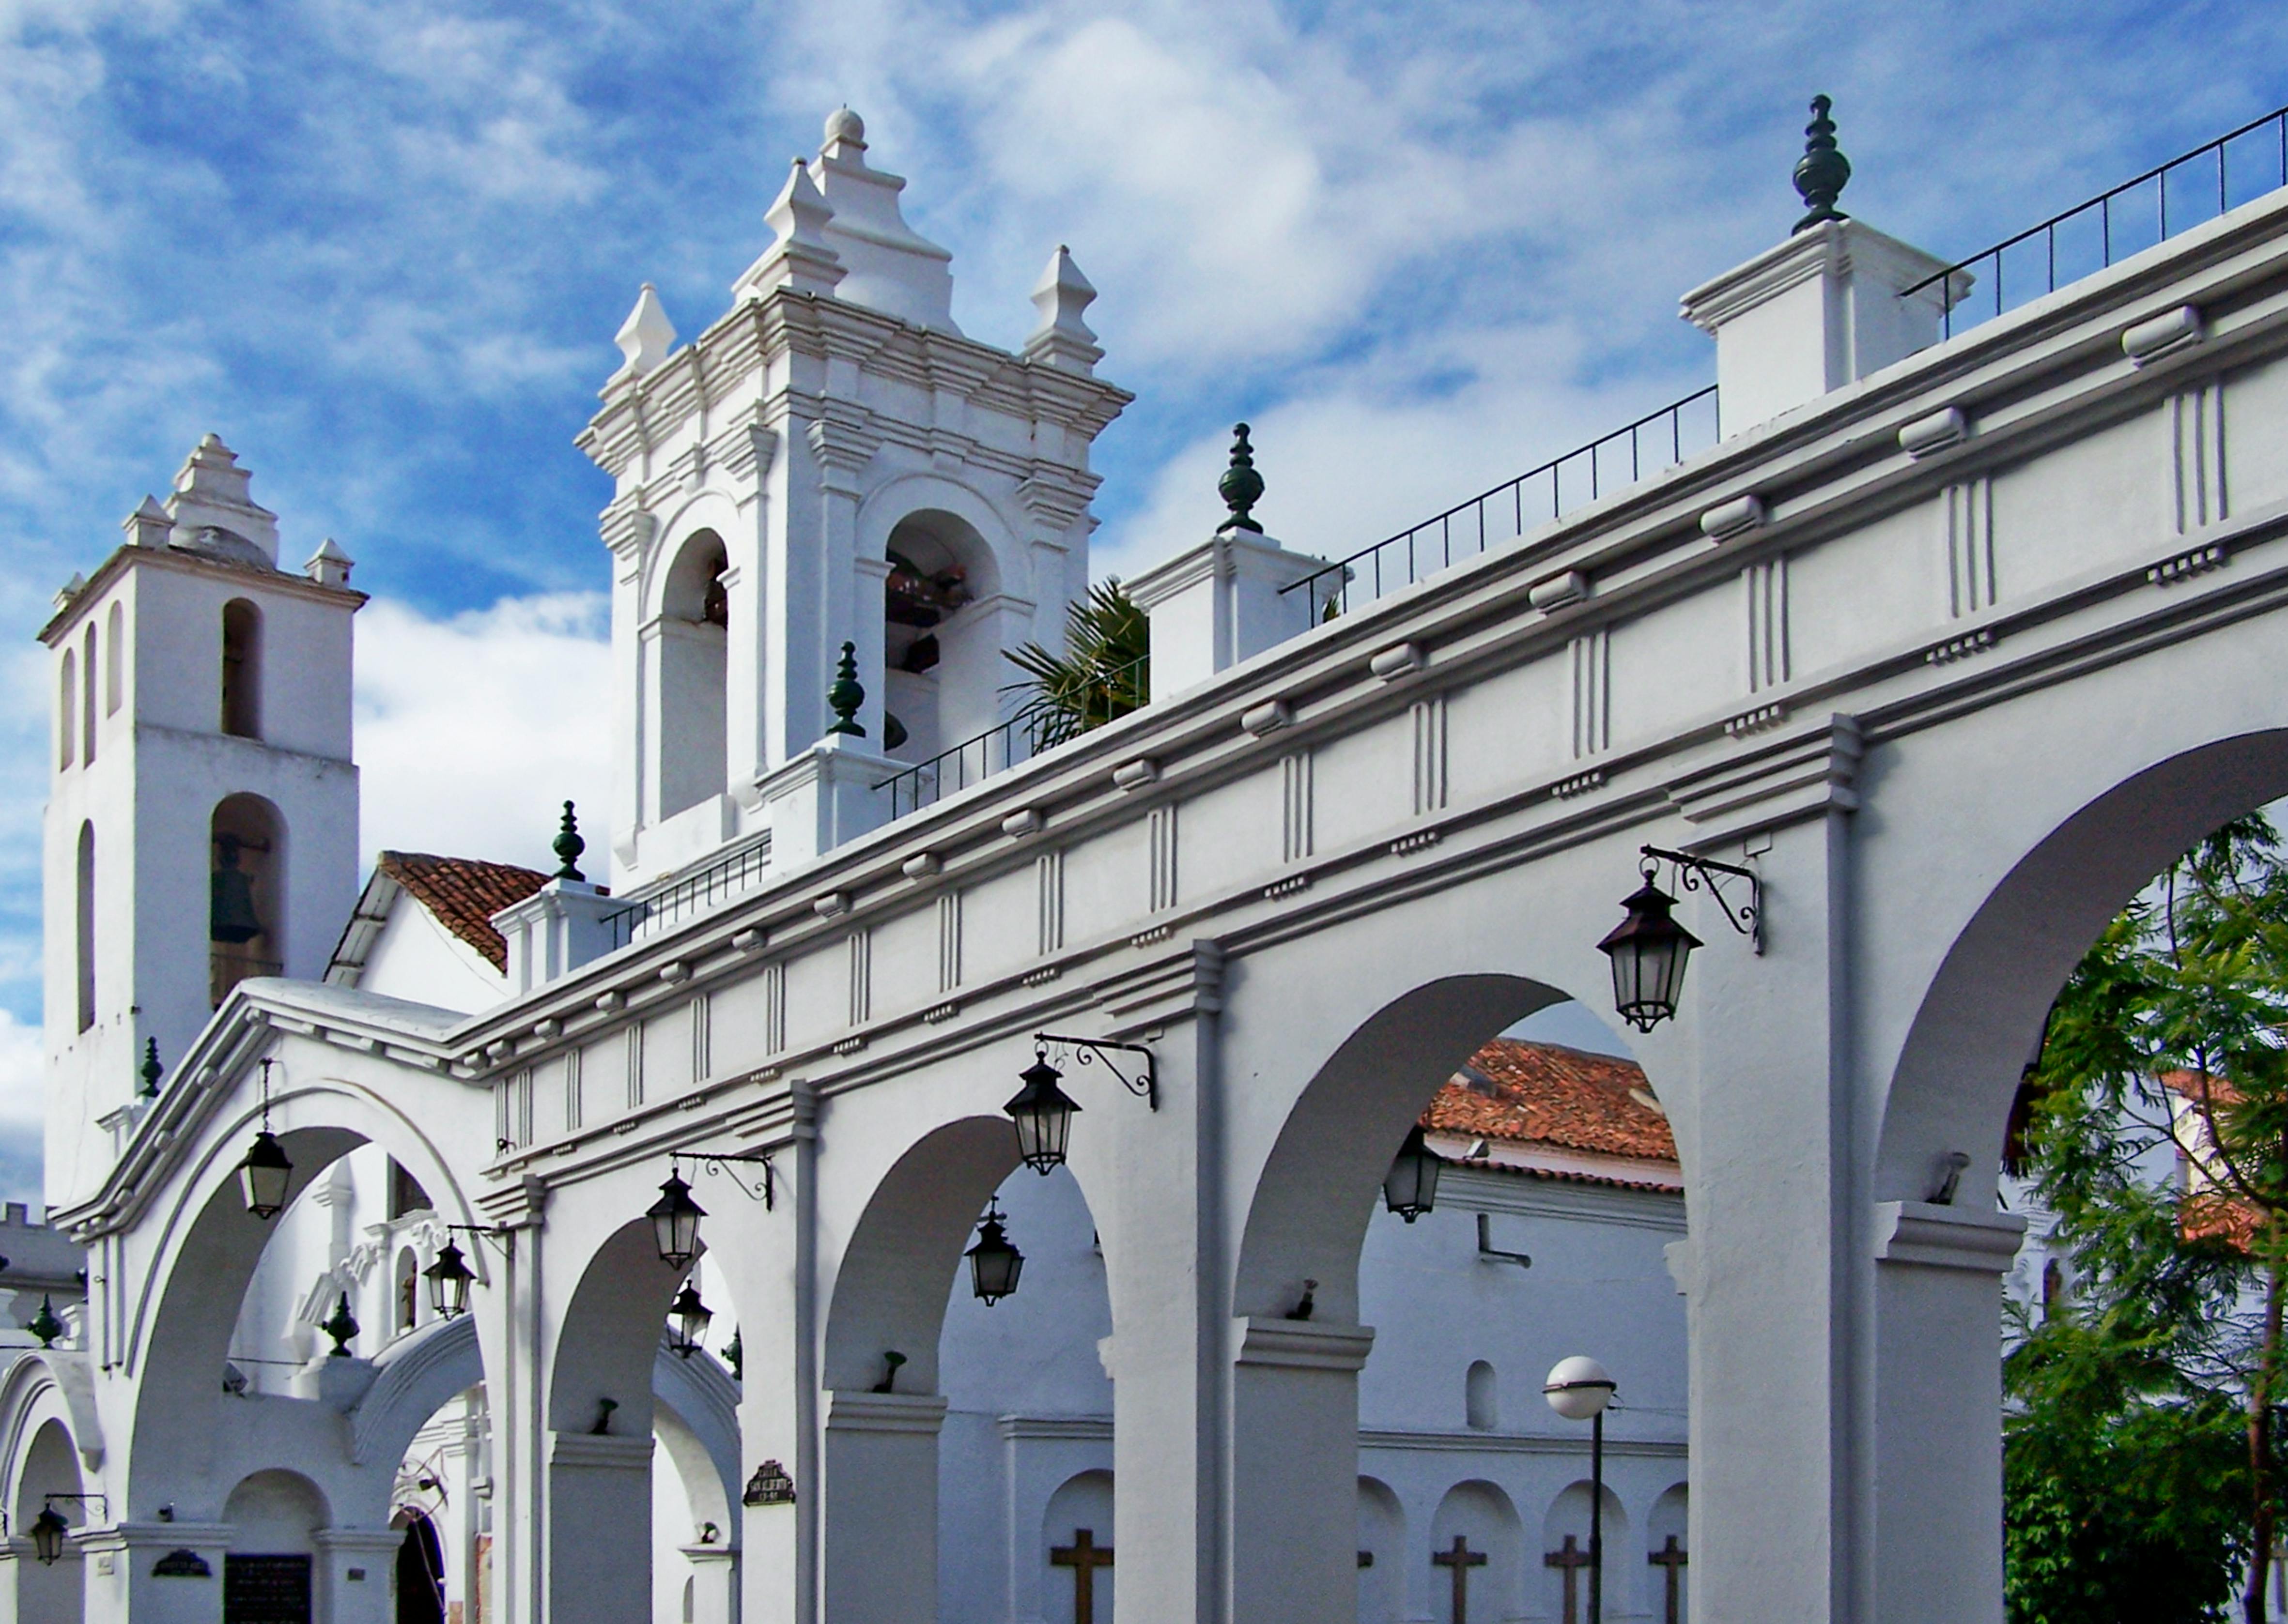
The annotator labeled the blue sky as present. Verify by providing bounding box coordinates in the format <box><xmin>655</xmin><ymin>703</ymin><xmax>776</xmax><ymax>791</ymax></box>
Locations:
<box><xmin>0</xmin><ymin>0</ymin><xmax>2282</xmax><ymax>1203</ymax></box>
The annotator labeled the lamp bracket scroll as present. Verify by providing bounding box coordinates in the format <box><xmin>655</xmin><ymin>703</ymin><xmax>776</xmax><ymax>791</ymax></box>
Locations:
<box><xmin>1639</xmin><ymin>845</ymin><xmax>1762</xmax><ymax>954</ymax></box>
<box><xmin>677</xmin><ymin>1149</ymin><xmax>776</xmax><ymax>1210</ymax></box>
<box><xmin>445</xmin><ymin>1222</ymin><xmax>514</xmax><ymax>1260</ymax></box>
<box><xmin>1034</xmin><ymin>1033</ymin><xmax>1156</xmax><ymax>1111</ymax></box>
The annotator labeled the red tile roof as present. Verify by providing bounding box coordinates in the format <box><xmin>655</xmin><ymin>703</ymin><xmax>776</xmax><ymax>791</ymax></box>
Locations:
<box><xmin>379</xmin><ymin>851</ymin><xmax>550</xmax><ymax>971</ymax></box>
<box><xmin>1422</xmin><ymin>1037</ymin><xmax>1675</xmax><ymax>1162</ymax></box>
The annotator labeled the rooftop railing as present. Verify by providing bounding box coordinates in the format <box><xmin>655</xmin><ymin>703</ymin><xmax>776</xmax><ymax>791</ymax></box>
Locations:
<box><xmin>1280</xmin><ymin>385</ymin><xmax>1720</xmax><ymax>629</ymax></box>
<box><xmin>603</xmin><ymin>836</ymin><xmax>773</xmax><ymax>951</ymax></box>
<box><xmin>874</xmin><ymin>652</ymin><xmax>1150</xmax><ymax>819</ymax></box>
<box><xmin>1906</xmin><ymin>100</ymin><xmax>2288</xmax><ymax>337</ymax></box>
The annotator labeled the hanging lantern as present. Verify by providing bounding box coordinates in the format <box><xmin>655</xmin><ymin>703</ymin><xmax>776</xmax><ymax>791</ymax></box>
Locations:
<box><xmin>237</xmin><ymin>1129</ymin><xmax>293</xmax><ymax>1220</ymax></box>
<box><xmin>423</xmin><ymin>1239</ymin><xmax>475</xmax><ymax>1320</ymax></box>
<box><xmin>1382</xmin><ymin>1122</ymin><xmax>1444</xmax><ymax>1223</ymax></box>
<box><xmin>668</xmin><ymin>1281</ymin><xmax>713</xmax><ymax>1358</ymax></box>
<box><xmin>1598</xmin><ymin>874</ymin><xmax>1701</xmax><ymax>1032</ymax></box>
<box><xmin>649</xmin><ymin>1170</ymin><xmax>706</xmax><ymax>1270</ymax></box>
<box><xmin>30</xmin><ymin>1505</ymin><xmax>68</xmax><ymax>1565</ymax></box>
<box><xmin>965</xmin><ymin>1202</ymin><xmax>1025</xmax><ymax>1305</ymax></box>
<box><xmin>1004</xmin><ymin>1051</ymin><xmax>1082</xmax><ymax>1174</ymax></box>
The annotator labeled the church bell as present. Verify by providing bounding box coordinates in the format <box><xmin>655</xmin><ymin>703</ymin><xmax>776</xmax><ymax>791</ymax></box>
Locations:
<box><xmin>211</xmin><ymin>835</ymin><xmax>264</xmax><ymax>944</ymax></box>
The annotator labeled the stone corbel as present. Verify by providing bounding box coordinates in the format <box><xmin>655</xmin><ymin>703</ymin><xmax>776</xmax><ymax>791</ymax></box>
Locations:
<box><xmin>1089</xmin><ymin>940</ymin><xmax>1225</xmax><ymax>1039</ymax></box>
<box><xmin>601</xmin><ymin>501</ymin><xmax>659</xmax><ymax>564</ymax></box>
<box><xmin>1232</xmin><ymin>1316</ymin><xmax>1377</xmax><ymax>1374</ymax></box>
<box><xmin>1872</xmin><ymin>1200</ymin><xmax>2027</xmax><ymax>1272</ymax></box>
<box><xmin>804</xmin><ymin>415</ymin><xmax>880</xmax><ymax>496</ymax></box>
<box><xmin>1664</xmin><ymin>713</ymin><xmax>1863</xmax><ymax>844</ymax></box>
<box><xmin>477</xmin><ymin>1172</ymin><xmax>549</xmax><ymax>1231</ymax></box>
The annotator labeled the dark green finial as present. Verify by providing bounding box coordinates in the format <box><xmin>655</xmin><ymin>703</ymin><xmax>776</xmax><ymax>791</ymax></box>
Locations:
<box><xmin>1792</xmin><ymin>94</ymin><xmax>1851</xmax><ymax>233</ymax></box>
<box><xmin>321</xmin><ymin>1291</ymin><xmax>359</xmax><ymax>1358</ymax></box>
<box><xmin>26</xmin><ymin>1294</ymin><xmax>63</xmax><ymax>1349</ymax></box>
<box><xmin>139</xmin><ymin>1038</ymin><xmax>162</xmax><ymax>1100</ymax></box>
<box><xmin>826</xmin><ymin>641</ymin><xmax>867</xmax><ymax>737</ymax></box>
<box><xmin>552</xmin><ymin>800</ymin><xmax>586</xmax><ymax>882</ymax></box>
<box><xmin>1218</xmin><ymin>423</ymin><xmax>1264</xmax><ymax>534</ymax></box>
<box><xmin>725</xmin><ymin>1327</ymin><xmax>743</xmax><ymax>1381</ymax></box>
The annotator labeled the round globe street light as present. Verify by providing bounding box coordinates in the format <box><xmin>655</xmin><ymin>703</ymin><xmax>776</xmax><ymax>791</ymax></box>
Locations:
<box><xmin>30</xmin><ymin>1504</ymin><xmax>68</xmax><ymax>1566</ymax></box>
<box><xmin>965</xmin><ymin>1199</ymin><xmax>1025</xmax><ymax>1306</ymax></box>
<box><xmin>1382</xmin><ymin>1122</ymin><xmax>1444</xmax><ymax>1222</ymax></box>
<box><xmin>649</xmin><ymin>1169</ymin><xmax>706</xmax><ymax>1270</ymax></box>
<box><xmin>668</xmin><ymin>1280</ymin><xmax>713</xmax><ymax>1359</ymax></box>
<box><xmin>1598</xmin><ymin>871</ymin><xmax>1701</xmax><ymax>1033</ymax></box>
<box><xmin>1546</xmin><ymin>1356</ymin><xmax>1618</xmax><ymax>1624</ymax></box>
<box><xmin>424</xmin><ymin>1239</ymin><xmax>476</xmax><ymax>1320</ymax></box>
<box><xmin>1005</xmin><ymin>1051</ymin><xmax>1082</xmax><ymax>1174</ymax></box>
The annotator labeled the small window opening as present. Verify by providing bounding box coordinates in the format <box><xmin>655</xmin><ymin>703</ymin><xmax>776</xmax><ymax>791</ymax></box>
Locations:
<box><xmin>221</xmin><ymin>599</ymin><xmax>261</xmax><ymax>739</ymax></box>
<box><xmin>1466</xmin><ymin>1359</ymin><xmax>1497</xmax><ymax>1430</ymax></box>
<box><xmin>397</xmin><ymin>1248</ymin><xmax>419</xmax><ymax>1331</ymax></box>
<box><xmin>75</xmin><ymin>822</ymin><xmax>95</xmax><ymax>1032</ymax></box>
<box><xmin>81</xmin><ymin>624</ymin><xmax>96</xmax><ymax>763</ymax></box>
<box><xmin>104</xmin><ymin>601</ymin><xmax>123</xmax><ymax>715</ymax></box>
<box><xmin>210</xmin><ymin>795</ymin><xmax>282</xmax><ymax>1005</ymax></box>
<box><xmin>58</xmin><ymin>649</ymin><xmax>76</xmax><ymax>769</ymax></box>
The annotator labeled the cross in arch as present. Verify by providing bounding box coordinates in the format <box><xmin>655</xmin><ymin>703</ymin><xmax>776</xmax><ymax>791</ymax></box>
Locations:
<box><xmin>1648</xmin><ymin>1534</ymin><xmax>1689</xmax><ymax>1624</ymax></box>
<box><xmin>1050</xmin><ymin>1527</ymin><xmax>1114</xmax><ymax>1624</ymax></box>
<box><xmin>1545</xmin><ymin>1533</ymin><xmax>1593</xmax><ymax>1624</ymax></box>
<box><xmin>1432</xmin><ymin>1532</ymin><xmax>1488</xmax><ymax>1624</ymax></box>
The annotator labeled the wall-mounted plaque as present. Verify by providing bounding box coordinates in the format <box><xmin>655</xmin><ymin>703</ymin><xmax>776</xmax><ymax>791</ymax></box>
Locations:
<box><xmin>224</xmin><ymin>1552</ymin><xmax>311</xmax><ymax>1624</ymax></box>
<box><xmin>152</xmin><ymin>1547</ymin><xmax>212</xmax><ymax>1578</ymax></box>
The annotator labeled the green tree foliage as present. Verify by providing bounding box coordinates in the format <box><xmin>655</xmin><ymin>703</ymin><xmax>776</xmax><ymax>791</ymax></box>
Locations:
<box><xmin>1002</xmin><ymin>579</ymin><xmax>1149</xmax><ymax>748</ymax></box>
<box><xmin>2009</xmin><ymin>815</ymin><xmax>2288</xmax><ymax>1623</ymax></box>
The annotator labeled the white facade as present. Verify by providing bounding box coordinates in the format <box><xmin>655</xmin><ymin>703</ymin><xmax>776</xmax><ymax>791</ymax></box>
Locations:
<box><xmin>17</xmin><ymin>98</ymin><xmax>2288</xmax><ymax>1624</ymax></box>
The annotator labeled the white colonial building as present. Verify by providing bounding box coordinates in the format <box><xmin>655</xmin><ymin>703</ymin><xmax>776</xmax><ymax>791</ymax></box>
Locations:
<box><xmin>9</xmin><ymin>92</ymin><xmax>2288</xmax><ymax>1624</ymax></box>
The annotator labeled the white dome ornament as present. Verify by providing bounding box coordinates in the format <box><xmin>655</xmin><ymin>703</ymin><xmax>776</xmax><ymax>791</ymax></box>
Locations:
<box><xmin>1544</xmin><ymin>1354</ymin><xmax>1616</xmax><ymax>1419</ymax></box>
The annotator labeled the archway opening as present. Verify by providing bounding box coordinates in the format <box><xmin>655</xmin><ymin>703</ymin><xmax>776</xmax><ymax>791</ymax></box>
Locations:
<box><xmin>881</xmin><ymin>509</ymin><xmax>1002</xmax><ymax>766</ymax></box>
<box><xmin>656</xmin><ymin>530</ymin><xmax>729</xmax><ymax>819</ymax></box>
<box><xmin>210</xmin><ymin>793</ymin><xmax>285</xmax><ymax>1004</ymax></box>
<box><xmin>394</xmin><ymin>1510</ymin><xmax>446</xmax><ymax>1624</ymax></box>
<box><xmin>15</xmin><ymin>1417</ymin><xmax>84</xmax><ymax>1624</ymax></box>
<box><xmin>221</xmin><ymin>598</ymin><xmax>262</xmax><ymax>739</ymax></box>
<box><xmin>222</xmin><ymin>1468</ymin><xmax>327</xmax><ymax>1623</ymax></box>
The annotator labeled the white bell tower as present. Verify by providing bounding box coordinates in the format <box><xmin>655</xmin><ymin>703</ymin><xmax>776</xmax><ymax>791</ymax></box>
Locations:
<box><xmin>579</xmin><ymin>108</ymin><xmax>1133</xmax><ymax>886</ymax></box>
<box><xmin>39</xmin><ymin>436</ymin><xmax>363</xmax><ymax>1209</ymax></box>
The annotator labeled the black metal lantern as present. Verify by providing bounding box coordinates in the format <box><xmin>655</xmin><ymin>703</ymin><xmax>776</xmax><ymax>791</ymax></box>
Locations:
<box><xmin>237</xmin><ymin>1128</ymin><xmax>293</xmax><ymax>1220</ymax></box>
<box><xmin>668</xmin><ymin>1281</ymin><xmax>713</xmax><ymax>1359</ymax></box>
<box><xmin>1382</xmin><ymin>1122</ymin><xmax>1444</xmax><ymax>1223</ymax></box>
<box><xmin>965</xmin><ymin>1201</ymin><xmax>1024</xmax><ymax>1305</ymax></box>
<box><xmin>30</xmin><ymin>1505</ymin><xmax>67</xmax><ymax>1565</ymax></box>
<box><xmin>649</xmin><ymin>1170</ymin><xmax>706</xmax><ymax>1270</ymax></box>
<box><xmin>1598</xmin><ymin>873</ymin><xmax>1701</xmax><ymax>1032</ymax></box>
<box><xmin>1005</xmin><ymin>1050</ymin><xmax>1082</xmax><ymax>1174</ymax></box>
<box><xmin>424</xmin><ymin>1239</ymin><xmax>475</xmax><ymax>1320</ymax></box>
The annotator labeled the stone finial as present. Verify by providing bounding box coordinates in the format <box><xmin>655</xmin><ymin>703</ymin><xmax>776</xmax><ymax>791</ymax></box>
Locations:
<box><xmin>824</xmin><ymin>105</ymin><xmax>866</xmax><ymax>154</ymax></box>
<box><xmin>734</xmin><ymin>157</ymin><xmax>847</xmax><ymax>302</ymax></box>
<box><xmin>1792</xmin><ymin>94</ymin><xmax>1851</xmax><ymax>233</ymax></box>
<box><xmin>27</xmin><ymin>1294</ymin><xmax>62</xmax><ymax>1349</ymax></box>
<box><xmin>1023</xmin><ymin>245</ymin><xmax>1102</xmax><ymax>375</ymax></box>
<box><xmin>613</xmin><ymin>283</ymin><xmax>676</xmax><ymax>380</ymax></box>
<box><xmin>139</xmin><ymin>1038</ymin><xmax>162</xmax><ymax>1101</ymax></box>
<box><xmin>124</xmin><ymin>495</ymin><xmax>170</xmax><ymax>549</ymax></box>
<box><xmin>1218</xmin><ymin>423</ymin><xmax>1265</xmax><ymax>534</ymax></box>
<box><xmin>552</xmin><ymin>800</ymin><xmax>587</xmax><ymax>882</ymax></box>
<box><xmin>303</xmin><ymin>537</ymin><xmax>354</xmax><ymax>588</ymax></box>
<box><xmin>165</xmin><ymin>432</ymin><xmax>280</xmax><ymax>564</ymax></box>
<box><xmin>825</xmin><ymin>641</ymin><xmax>867</xmax><ymax>737</ymax></box>
<box><xmin>52</xmin><ymin>572</ymin><xmax>85</xmax><ymax>612</ymax></box>
<box><xmin>321</xmin><ymin>1291</ymin><xmax>359</xmax><ymax>1358</ymax></box>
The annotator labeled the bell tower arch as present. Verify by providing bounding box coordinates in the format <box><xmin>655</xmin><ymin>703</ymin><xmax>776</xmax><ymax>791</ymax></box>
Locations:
<box><xmin>39</xmin><ymin>437</ymin><xmax>363</xmax><ymax>1210</ymax></box>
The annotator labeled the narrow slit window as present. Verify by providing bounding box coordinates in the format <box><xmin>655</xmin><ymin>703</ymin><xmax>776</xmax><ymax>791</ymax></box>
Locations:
<box><xmin>221</xmin><ymin>599</ymin><xmax>261</xmax><ymax>739</ymax></box>
<box><xmin>58</xmin><ymin>650</ymin><xmax>75</xmax><ymax>769</ymax></box>
<box><xmin>104</xmin><ymin>601</ymin><xmax>123</xmax><ymax>715</ymax></box>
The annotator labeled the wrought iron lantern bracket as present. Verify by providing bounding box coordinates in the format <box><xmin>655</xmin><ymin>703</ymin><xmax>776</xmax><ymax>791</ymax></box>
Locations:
<box><xmin>673</xmin><ymin>1149</ymin><xmax>776</xmax><ymax>1209</ymax></box>
<box><xmin>1639</xmin><ymin>845</ymin><xmax>1762</xmax><ymax>954</ymax></box>
<box><xmin>1034</xmin><ymin>1033</ymin><xmax>1157</xmax><ymax>1111</ymax></box>
<box><xmin>444</xmin><ymin>1222</ymin><xmax>514</xmax><ymax>1258</ymax></box>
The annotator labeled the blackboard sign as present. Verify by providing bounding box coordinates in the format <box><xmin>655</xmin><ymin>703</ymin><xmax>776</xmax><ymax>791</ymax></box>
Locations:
<box><xmin>224</xmin><ymin>1553</ymin><xmax>311</xmax><ymax>1624</ymax></box>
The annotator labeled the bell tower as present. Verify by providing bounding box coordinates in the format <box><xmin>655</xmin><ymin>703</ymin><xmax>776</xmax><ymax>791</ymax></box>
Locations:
<box><xmin>39</xmin><ymin>437</ymin><xmax>364</xmax><ymax>1210</ymax></box>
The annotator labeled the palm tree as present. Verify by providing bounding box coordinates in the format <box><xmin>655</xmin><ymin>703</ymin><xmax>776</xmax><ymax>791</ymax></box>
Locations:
<box><xmin>1003</xmin><ymin>579</ymin><xmax>1149</xmax><ymax>748</ymax></box>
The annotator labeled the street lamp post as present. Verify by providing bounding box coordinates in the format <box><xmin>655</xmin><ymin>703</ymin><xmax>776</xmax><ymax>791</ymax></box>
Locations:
<box><xmin>1546</xmin><ymin>1355</ymin><xmax>1617</xmax><ymax>1624</ymax></box>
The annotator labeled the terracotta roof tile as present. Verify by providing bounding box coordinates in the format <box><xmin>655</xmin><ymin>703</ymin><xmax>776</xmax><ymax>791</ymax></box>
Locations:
<box><xmin>379</xmin><ymin>851</ymin><xmax>550</xmax><ymax>971</ymax></box>
<box><xmin>1422</xmin><ymin>1037</ymin><xmax>1675</xmax><ymax>1162</ymax></box>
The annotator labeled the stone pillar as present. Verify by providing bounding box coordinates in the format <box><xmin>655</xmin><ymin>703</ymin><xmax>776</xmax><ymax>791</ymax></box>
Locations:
<box><xmin>820</xmin><ymin>1391</ymin><xmax>946</xmax><ymax>1622</ymax></box>
<box><xmin>314</xmin><ymin>1527</ymin><xmax>403</xmax><ymax>1624</ymax></box>
<box><xmin>84</xmin><ymin>1521</ymin><xmax>230</xmax><ymax>1624</ymax></box>
<box><xmin>1679</xmin><ymin>217</ymin><xmax>1971</xmax><ymax>438</ymax></box>
<box><xmin>493</xmin><ymin>881</ymin><xmax>625</xmax><ymax>995</ymax></box>
<box><xmin>681</xmin><ymin>1543</ymin><xmax>739</xmax><ymax>1624</ymax></box>
<box><xmin>545</xmin><ymin>1431</ymin><xmax>655</xmax><ymax>1624</ymax></box>
<box><xmin>1869</xmin><ymin>1201</ymin><xmax>2025</xmax><ymax>1624</ymax></box>
<box><xmin>1227</xmin><ymin>1318</ymin><xmax>1376</xmax><ymax>1624</ymax></box>
<box><xmin>1129</xmin><ymin>528</ymin><xmax>1334</xmax><ymax>700</ymax></box>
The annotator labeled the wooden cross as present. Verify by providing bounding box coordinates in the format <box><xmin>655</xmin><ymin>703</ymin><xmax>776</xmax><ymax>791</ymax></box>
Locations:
<box><xmin>1050</xmin><ymin>1527</ymin><xmax>1114</xmax><ymax>1624</ymax></box>
<box><xmin>1545</xmin><ymin>1533</ymin><xmax>1593</xmax><ymax>1624</ymax></box>
<box><xmin>1648</xmin><ymin>1534</ymin><xmax>1689</xmax><ymax>1624</ymax></box>
<box><xmin>1432</xmin><ymin>1533</ymin><xmax>1488</xmax><ymax>1624</ymax></box>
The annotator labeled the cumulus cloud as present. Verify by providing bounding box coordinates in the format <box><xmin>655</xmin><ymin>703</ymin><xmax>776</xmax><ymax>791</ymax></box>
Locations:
<box><xmin>356</xmin><ymin>592</ymin><xmax>613</xmax><ymax>873</ymax></box>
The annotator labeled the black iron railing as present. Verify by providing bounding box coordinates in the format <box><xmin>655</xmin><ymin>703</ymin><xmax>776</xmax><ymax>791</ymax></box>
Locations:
<box><xmin>603</xmin><ymin>837</ymin><xmax>773</xmax><ymax>951</ymax></box>
<box><xmin>1906</xmin><ymin>101</ymin><xmax>2288</xmax><ymax>337</ymax></box>
<box><xmin>875</xmin><ymin>652</ymin><xmax>1150</xmax><ymax>819</ymax></box>
<box><xmin>1280</xmin><ymin>386</ymin><xmax>1720</xmax><ymax>628</ymax></box>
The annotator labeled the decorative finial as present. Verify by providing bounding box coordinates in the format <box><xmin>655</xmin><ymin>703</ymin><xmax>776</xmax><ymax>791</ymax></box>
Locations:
<box><xmin>1218</xmin><ymin>423</ymin><xmax>1264</xmax><ymax>534</ymax></box>
<box><xmin>139</xmin><ymin>1038</ymin><xmax>162</xmax><ymax>1101</ymax></box>
<box><xmin>321</xmin><ymin>1291</ymin><xmax>359</xmax><ymax>1358</ymax></box>
<box><xmin>826</xmin><ymin>641</ymin><xmax>867</xmax><ymax>737</ymax></box>
<box><xmin>1792</xmin><ymin>94</ymin><xmax>1851</xmax><ymax>233</ymax></box>
<box><xmin>552</xmin><ymin>801</ymin><xmax>586</xmax><ymax>882</ymax></box>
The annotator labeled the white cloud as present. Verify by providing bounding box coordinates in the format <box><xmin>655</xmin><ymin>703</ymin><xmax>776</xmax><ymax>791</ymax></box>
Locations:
<box><xmin>356</xmin><ymin>592</ymin><xmax>613</xmax><ymax>873</ymax></box>
<box><xmin>0</xmin><ymin>1008</ymin><xmax>45</xmax><ymax>1209</ymax></box>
